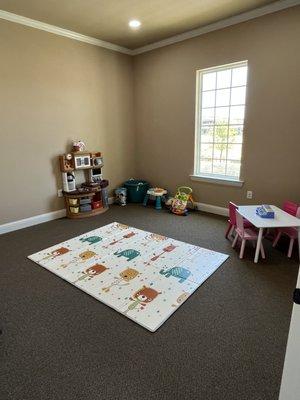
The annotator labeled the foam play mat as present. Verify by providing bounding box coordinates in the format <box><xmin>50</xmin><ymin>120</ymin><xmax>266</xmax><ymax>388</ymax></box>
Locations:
<box><xmin>28</xmin><ymin>222</ymin><xmax>228</xmax><ymax>332</ymax></box>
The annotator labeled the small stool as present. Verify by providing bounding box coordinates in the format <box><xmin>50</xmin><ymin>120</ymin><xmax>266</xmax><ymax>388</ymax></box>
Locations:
<box><xmin>143</xmin><ymin>188</ymin><xmax>167</xmax><ymax>210</ymax></box>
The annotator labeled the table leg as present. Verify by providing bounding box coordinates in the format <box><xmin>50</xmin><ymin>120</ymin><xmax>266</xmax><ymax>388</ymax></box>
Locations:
<box><xmin>155</xmin><ymin>196</ymin><xmax>162</xmax><ymax>210</ymax></box>
<box><xmin>254</xmin><ymin>228</ymin><xmax>264</xmax><ymax>263</ymax></box>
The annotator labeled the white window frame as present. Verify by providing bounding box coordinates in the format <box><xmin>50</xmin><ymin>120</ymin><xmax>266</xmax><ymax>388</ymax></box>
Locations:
<box><xmin>191</xmin><ymin>61</ymin><xmax>248</xmax><ymax>187</ymax></box>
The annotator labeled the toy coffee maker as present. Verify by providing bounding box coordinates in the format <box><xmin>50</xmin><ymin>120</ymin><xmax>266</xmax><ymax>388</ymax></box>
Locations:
<box><xmin>115</xmin><ymin>187</ymin><xmax>127</xmax><ymax>206</ymax></box>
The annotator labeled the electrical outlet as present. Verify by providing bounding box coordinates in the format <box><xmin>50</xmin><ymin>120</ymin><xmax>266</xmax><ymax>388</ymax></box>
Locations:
<box><xmin>57</xmin><ymin>189</ymin><xmax>63</xmax><ymax>198</ymax></box>
<box><xmin>246</xmin><ymin>190</ymin><xmax>253</xmax><ymax>199</ymax></box>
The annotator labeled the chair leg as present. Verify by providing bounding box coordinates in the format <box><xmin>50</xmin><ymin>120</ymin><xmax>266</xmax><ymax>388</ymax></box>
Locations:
<box><xmin>232</xmin><ymin>233</ymin><xmax>239</xmax><ymax>248</ymax></box>
<box><xmin>239</xmin><ymin>239</ymin><xmax>246</xmax><ymax>259</ymax></box>
<box><xmin>273</xmin><ymin>231</ymin><xmax>281</xmax><ymax>247</ymax></box>
<box><xmin>287</xmin><ymin>238</ymin><xmax>295</xmax><ymax>258</ymax></box>
<box><xmin>260</xmin><ymin>243</ymin><xmax>266</xmax><ymax>259</ymax></box>
<box><xmin>225</xmin><ymin>223</ymin><xmax>232</xmax><ymax>239</ymax></box>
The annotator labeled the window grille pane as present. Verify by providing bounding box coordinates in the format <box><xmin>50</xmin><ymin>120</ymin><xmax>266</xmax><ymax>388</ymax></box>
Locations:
<box><xmin>213</xmin><ymin>143</ymin><xmax>228</xmax><ymax>160</ymax></box>
<box><xmin>200</xmin><ymin>126</ymin><xmax>214</xmax><ymax>143</ymax></box>
<box><xmin>227</xmin><ymin>144</ymin><xmax>242</xmax><ymax>161</ymax></box>
<box><xmin>200</xmin><ymin>159</ymin><xmax>213</xmax><ymax>174</ymax></box>
<box><xmin>201</xmin><ymin>108</ymin><xmax>215</xmax><ymax>125</ymax></box>
<box><xmin>202</xmin><ymin>72</ymin><xmax>216</xmax><ymax>90</ymax></box>
<box><xmin>232</xmin><ymin>66</ymin><xmax>247</xmax><ymax>86</ymax></box>
<box><xmin>212</xmin><ymin>160</ymin><xmax>226</xmax><ymax>175</ymax></box>
<box><xmin>231</xmin><ymin>86</ymin><xmax>246</xmax><ymax>105</ymax></box>
<box><xmin>215</xmin><ymin>107</ymin><xmax>230</xmax><ymax>125</ymax></box>
<box><xmin>217</xmin><ymin>69</ymin><xmax>231</xmax><ymax>89</ymax></box>
<box><xmin>216</xmin><ymin>88</ymin><xmax>230</xmax><ymax>106</ymax></box>
<box><xmin>226</xmin><ymin>161</ymin><xmax>241</xmax><ymax>177</ymax></box>
<box><xmin>229</xmin><ymin>126</ymin><xmax>243</xmax><ymax>143</ymax></box>
<box><xmin>214</xmin><ymin>126</ymin><xmax>228</xmax><ymax>143</ymax></box>
<box><xmin>202</xmin><ymin>90</ymin><xmax>215</xmax><ymax>108</ymax></box>
<box><xmin>200</xmin><ymin>143</ymin><xmax>213</xmax><ymax>158</ymax></box>
<box><xmin>229</xmin><ymin>105</ymin><xmax>245</xmax><ymax>125</ymax></box>
<box><xmin>195</xmin><ymin>61</ymin><xmax>247</xmax><ymax>181</ymax></box>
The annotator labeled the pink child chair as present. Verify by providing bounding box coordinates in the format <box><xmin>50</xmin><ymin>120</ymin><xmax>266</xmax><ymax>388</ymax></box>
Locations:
<box><xmin>232</xmin><ymin>210</ymin><xmax>265</xmax><ymax>260</ymax></box>
<box><xmin>272</xmin><ymin>201</ymin><xmax>300</xmax><ymax>258</ymax></box>
<box><xmin>225</xmin><ymin>202</ymin><xmax>253</xmax><ymax>239</ymax></box>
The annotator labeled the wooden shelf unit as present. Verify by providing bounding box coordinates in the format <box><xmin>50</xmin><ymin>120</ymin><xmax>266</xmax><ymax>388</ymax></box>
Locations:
<box><xmin>64</xmin><ymin>191</ymin><xmax>108</xmax><ymax>219</ymax></box>
<box><xmin>59</xmin><ymin>149</ymin><xmax>108</xmax><ymax>219</ymax></box>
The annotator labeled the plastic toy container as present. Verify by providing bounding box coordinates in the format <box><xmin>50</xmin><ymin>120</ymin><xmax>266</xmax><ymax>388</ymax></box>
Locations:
<box><xmin>92</xmin><ymin>200</ymin><xmax>102</xmax><ymax>209</ymax></box>
<box><xmin>124</xmin><ymin>179</ymin><xmax>149</xmax><ymax>203</ymax></box>
<box><xmin>68</xmin><ymin>198</ymin><xmax>78</xmax><ymax>206</ymax></box>
<box><xmin>80</xmin><ymin>204</ymin><xmax>92</xmax><ymax>212</ymax></box>
<box><xmin>80</xmin><ymin>198</ymin><xmax>91</xmax><ymax>205</ymax></box>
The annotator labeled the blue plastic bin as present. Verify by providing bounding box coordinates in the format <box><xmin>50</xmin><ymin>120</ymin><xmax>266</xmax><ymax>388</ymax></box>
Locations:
<box><xmin>123</xmin><ymin>179</ymin><xmax>149</xmax><ymax>203</ymax></box>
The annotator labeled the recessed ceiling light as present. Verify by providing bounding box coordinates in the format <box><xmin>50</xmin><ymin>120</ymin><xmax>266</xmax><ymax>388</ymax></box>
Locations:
<box><xmin>129</xmin><ymin>20</ymin><xmax>141</xmax><ymax>29</ymax></box>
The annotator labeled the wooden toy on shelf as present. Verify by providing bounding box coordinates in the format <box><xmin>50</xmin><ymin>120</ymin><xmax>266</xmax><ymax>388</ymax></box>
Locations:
<box><xmin>59</xmin><ymin>153</ymin><xmax>74</xmax><ymax>172</ymax></box>
<box><xmin>72</xmin><ymin>140</ymin><xmax>86</xmax><ymax>152</ymax></box>
<box><xmin>90</xmin><ymin>152</ymin><xmax>103</xmax><ymax>167</ymax></box>
<box><xmin>58</xmin><ymin>147</ymin><xmax>109</xmax><ymax>219</ymax></box>
<box><xmin>73</xmin><ymin>152</ymin><xmax>91</xmax><ymax>169</ymax></box>
<box><xmin>62</xmin><ymin>171</ymin><xmax>76</xmax><ymax>192</ymax></box>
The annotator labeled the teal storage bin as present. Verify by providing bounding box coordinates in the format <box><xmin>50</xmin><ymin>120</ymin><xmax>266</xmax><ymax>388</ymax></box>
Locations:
<box><xmin>124</xmin><ymin>179</ymin><xmax>149</xmax><ymax>203</ymax></box>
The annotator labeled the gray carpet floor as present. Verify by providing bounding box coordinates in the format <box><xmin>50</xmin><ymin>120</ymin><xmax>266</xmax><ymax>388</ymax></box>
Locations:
<box><xmin>1</xmin><ymin>204</ymin><xmax>298</xmax><ymax>400</ymax></box>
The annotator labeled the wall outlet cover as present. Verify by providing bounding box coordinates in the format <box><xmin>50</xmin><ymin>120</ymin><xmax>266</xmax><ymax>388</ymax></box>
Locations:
<box><xmin>246</xmin><ymin>191</ymin><xmax>253</xmax><ymax>199</ymax></box>
<box><xmin>57</xmin><ymin>189</ymin><xmax>63</xmax><ymax>198</ymax></box>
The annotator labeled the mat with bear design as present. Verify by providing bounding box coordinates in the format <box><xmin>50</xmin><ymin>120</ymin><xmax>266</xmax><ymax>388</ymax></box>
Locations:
<box><xmin>28</xmin><ymin>222</ymin><xmax>228</xmax><ymax>332</ymax></box>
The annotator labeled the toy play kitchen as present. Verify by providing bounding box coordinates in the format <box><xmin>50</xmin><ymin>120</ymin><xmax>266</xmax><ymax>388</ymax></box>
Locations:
<box><xmin>59</xmin><ymin>140</ymin><xmax>109</xmax><ymax>219</ymax></box>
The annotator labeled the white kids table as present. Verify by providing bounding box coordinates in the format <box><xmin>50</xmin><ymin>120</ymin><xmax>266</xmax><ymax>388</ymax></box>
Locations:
<box><xmin>238</xmin><ymin>205</ymin><xmax>300</xmax><ymax>263</ymax></box>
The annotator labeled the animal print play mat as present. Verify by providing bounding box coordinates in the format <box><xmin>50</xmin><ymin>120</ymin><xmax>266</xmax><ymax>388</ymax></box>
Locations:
<box><xmin>28</xmin><ymin>222</ymin><xmax>228</xmax><ymax>332</ymax></box>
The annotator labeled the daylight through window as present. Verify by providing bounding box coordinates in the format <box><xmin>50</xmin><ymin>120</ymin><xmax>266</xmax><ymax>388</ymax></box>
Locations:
<box><xmin>194</xmin><ymin>61</ymin><xmax>248</xmax><ymax>181</ymax></box>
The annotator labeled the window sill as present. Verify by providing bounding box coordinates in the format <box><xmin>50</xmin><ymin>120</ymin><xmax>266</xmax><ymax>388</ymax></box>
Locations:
<box><xmin>190</xmin><ymin>174</ymin><xmax>244</xmax><ymax>187</ymax></box>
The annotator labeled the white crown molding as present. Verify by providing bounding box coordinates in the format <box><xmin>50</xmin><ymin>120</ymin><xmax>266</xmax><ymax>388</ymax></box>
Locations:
<box><xmin>0</xmin><ymin>9</ymin><xmax>133</xmax><ymax>55</ymax></box>
<box><xmin>0</xmin><ymin>0</ymin><xmax>299</xmax><ymax>56</ymax></box>
<box><xmin>132</xmin><ymin>0</ymin><xmax>300</xmax><ymax>55</ymax></box>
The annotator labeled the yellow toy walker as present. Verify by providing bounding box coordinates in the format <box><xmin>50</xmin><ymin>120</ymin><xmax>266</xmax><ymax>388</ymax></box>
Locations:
<box><xmin>170</xmin><ymin>186</ymin><xmax>195</xmax><ymax>216</ymax></box>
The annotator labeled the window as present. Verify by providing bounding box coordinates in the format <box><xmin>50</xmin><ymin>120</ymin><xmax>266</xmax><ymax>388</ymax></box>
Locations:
<box><xmin>193</xmin><ymin>61</ymin><xmax>248</xmax><ymax>184</ymax></box>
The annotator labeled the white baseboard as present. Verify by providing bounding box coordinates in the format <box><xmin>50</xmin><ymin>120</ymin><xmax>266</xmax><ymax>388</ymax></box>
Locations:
<box><xmin>0</xmin><ymin>198</ymin><xmax>226</xmax><ymax>235</ymax></box>
<box><xmin>0</xmin><ymin>197</ymin><xmax>115</xmax><ymax>235</ymax></box>
<box><xmin>0</xmin><ymin>209</ymin><xmax>67</xmax><ymax>235</ymax></box>
<box><xmin>194</xmin><ymin>202</ymin><xmax>228</xmax><ymax>217</ymax></box>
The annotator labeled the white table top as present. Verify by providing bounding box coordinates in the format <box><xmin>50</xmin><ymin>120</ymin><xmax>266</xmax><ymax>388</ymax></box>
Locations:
<box><xmin>238</xmin><ymin>205</ymin><xmax>300</xmax><ymax>228</ymax></box>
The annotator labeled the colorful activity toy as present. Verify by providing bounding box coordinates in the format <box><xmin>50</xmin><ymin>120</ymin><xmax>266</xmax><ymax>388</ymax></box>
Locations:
<box><xmin>168</xmin><ymin>186</ymin><xmax>195</xmax><ymax>216</ymax></box>
<box><xmin>143</xmin><ymin>187</ymin><xmax>168</xmax><ymax>210</ymax></box>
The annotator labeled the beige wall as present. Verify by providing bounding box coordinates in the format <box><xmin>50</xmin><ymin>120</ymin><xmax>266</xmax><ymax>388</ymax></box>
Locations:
<box><xmin>0</xmin><ymin>19</ymin><xmax>135</xmax><ymax>224</ymax></box>
<box><xmin>133</xmin><ymin>6</ymin><xmax>300</xmax><ymax>208</ymax></box>
<box><xmin>1</xmin><ymin>6</ymin><xmax>300</xmax><ymax>225</ymax></box>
